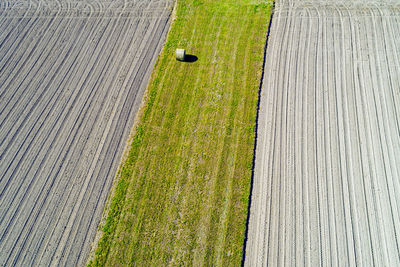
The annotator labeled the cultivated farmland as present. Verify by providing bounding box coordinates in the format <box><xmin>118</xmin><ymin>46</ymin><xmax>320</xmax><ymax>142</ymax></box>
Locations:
<box><xmin>246</xmin><ymin>0</ymin><xmax>400</xmax><ymax>266</ymax></box>
<box><xmin>0</xmin><ymin>0</ymin><xmax>173</xmax><ymax>265</ymax></box>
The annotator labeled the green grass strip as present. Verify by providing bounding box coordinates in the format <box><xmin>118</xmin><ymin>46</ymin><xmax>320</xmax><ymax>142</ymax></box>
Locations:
<box><xmin>89</xmin><ymin>0</ymin><xmax>272</xmax><ymax>265</ymax></box>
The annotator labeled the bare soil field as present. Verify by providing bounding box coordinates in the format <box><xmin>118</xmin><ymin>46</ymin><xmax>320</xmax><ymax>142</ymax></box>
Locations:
<box><xmin>0</xmin><ymin>0</ymin><xmax>172</xmax><ymax>265</ymax></box>
<box><xmin>246</xmin><ymin>0</ymin><xmax>400</xmax><ymax>266</ymax></box>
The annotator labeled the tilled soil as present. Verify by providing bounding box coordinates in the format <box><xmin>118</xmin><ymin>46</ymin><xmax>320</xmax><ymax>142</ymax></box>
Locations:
<box><xmin>0</xmin><ymin>0</ymin><xmax>172</xmax><ymax>265</ymax></box>
<box><xmin>246</xmin><ymin>0</ymin><xmax>400</xmax><ymax>266</ymax></box>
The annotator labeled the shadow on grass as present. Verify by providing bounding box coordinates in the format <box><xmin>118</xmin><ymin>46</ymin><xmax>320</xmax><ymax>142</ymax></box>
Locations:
<box><xmin>178</xmin><ymin>54</ymin><xmax>198</xmax><ymax>63</ymax></box>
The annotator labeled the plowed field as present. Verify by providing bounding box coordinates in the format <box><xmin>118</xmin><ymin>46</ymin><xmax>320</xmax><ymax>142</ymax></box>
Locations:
<box><xmin>246</xmin><ymin>0</ymin><xmax>400</xmax><ymax>265</ymax></box>
<box><xmin>0</xmin><ymin>0</ymin><xmax>173</xmax><ymax>265</ymax></box>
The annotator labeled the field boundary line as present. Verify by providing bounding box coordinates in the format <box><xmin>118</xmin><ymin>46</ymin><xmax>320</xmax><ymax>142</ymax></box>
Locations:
<box><xmin>241</xmin><ymin>2</ymin><xmax>275</xmax><ymax>266</ymax></box>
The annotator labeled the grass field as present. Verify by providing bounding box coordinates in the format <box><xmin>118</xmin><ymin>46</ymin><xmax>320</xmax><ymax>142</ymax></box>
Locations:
<box><xmin>89</xmin><ymin>0</ymin><xmax>272</xmax><ymax>265</ymax></box>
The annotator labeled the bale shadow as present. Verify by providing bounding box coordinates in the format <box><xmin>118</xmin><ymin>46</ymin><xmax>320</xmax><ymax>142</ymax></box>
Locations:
<box><xmin>181</xmin><ymin>54</ymin><xmax>198</xmax><ymax>63</ymax></box>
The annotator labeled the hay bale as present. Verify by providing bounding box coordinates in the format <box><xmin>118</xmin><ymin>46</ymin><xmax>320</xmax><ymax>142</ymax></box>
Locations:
<box><xmin>176</xmin><ymin>49</ymin><xmax>186</xmax><ymax>61</ymax></box>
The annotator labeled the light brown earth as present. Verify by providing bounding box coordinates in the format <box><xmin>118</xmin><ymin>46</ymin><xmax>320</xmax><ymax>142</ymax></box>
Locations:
<box><xmin>246</xmin><ymin>0</ymin><xmax>400</xmax><ymax>266</ymax></box>
<box><xmin>0</xmin><ymin>0</ymin><xmax>173</xmax><ymax>265</ymax></box>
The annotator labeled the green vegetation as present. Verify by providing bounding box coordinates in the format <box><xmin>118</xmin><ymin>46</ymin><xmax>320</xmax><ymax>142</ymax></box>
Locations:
<box><xmin>89</xmin><ymin>0</ymin><xmax>272</xmax><ymax>265</ymax></box>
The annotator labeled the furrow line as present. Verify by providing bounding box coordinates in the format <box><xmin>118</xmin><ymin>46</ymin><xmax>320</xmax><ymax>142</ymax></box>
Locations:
<box><xmin>0</xmin><ymin>17</ymin><xmax>68</xmax><ymax>151</ymax></box>
<box><xmin>0</xmin><ymin>15</ymin><xmax>66</xmax><ymax>124</ymax></box>
<box><xmin>9</xmin><ymin>17</ymin><xmax>133</xmax><ymax>267</ymax></box>
<box><xmin>0</xmin><ymin>17</ymin><xmax>81</xmax><ymax>223</ymax></box>
<box><xmin>0</xmin><ymin>15</ymin><xmax>115</xmax><ymax>256</ymax></box>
